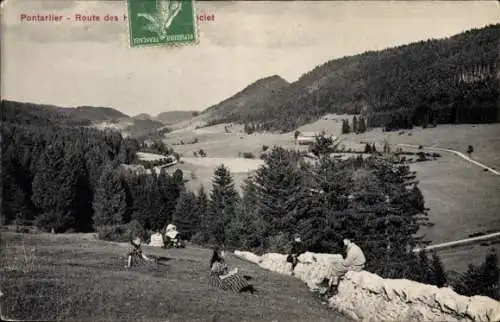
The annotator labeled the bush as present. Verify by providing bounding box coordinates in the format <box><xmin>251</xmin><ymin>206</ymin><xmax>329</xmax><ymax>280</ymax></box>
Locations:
<box><xmin>417</xmin><ymin>151</ymin><xmax>427</xmax><ymax>162</ymax></box>
<box><xmin>96</xmin><ymin>220</ymin><xmax>148</xmax><ymax>243</ymax></box>
<box><xmin>262</xmin><ymin>145</ymin><xmax>269</xmax><ymax>152</ymax></box>
<box><xmin>265</xmin><ymin>233</ymin><xmax>292</xmax><ymax>254</ymax></box>
<box><xmin>242</xmin><ymin>152</ymin><xmax>255</xmax><ymax>159</ymax></box>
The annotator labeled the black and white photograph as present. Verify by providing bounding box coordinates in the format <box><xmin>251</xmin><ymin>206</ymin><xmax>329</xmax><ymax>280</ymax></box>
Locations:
<box><xmin>1</xmin><ymin>0</ymin><xmax>500</xmax><ymax>321</ymax></box>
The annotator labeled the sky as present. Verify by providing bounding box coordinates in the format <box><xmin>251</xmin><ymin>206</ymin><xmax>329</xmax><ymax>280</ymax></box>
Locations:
<box><xmin>1</xmin><ymin>0</ymin><xmax>499</xmax><ymax>116</ymax></box>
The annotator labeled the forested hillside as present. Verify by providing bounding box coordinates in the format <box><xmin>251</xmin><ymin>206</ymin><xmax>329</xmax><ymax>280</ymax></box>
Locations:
<box><xmin>205</xmin><ymin>24</ymin><xmax>500</xmax><ymax>132</ymax></box>
<box><xmin>1</xmin><ymin>100</ymin><xmax>166</xmax><ymax>137</ymax></box>
<box><xmin>202</xmin><ymin>75</ymin><xmax>289</xmax><ymax>123</ymax></box>
<box><xmin>1</xmin><ymin>100</ymin><xmax>184</xmax><ymax>233</ymax></box>
<box><xmin>156</xmin><ymin>110</ymin><xmax>199</xmax><ymax>125</ymax></box>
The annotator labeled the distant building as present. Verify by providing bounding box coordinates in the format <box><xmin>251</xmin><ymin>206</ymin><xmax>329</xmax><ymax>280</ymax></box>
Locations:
<box><xmin>295</xmin><ymin>132</ymin><xmax>336</xmax><ymax>145</ymax></box>
<box><xmin>295</xmin><ymin>132</ymin><xmax>319</xmax><ymax>145</ymax></box>
<box><xmin>296</xmin><ymin>136</ymin><xmax>316</xmax><ymax>145</ymax></box>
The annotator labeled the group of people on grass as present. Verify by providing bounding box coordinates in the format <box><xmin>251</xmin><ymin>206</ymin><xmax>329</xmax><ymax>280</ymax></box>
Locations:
<box><xmin>126</xmin><ymin>232</ymin><xmax>366</xmax><ymax>297</ymax></box>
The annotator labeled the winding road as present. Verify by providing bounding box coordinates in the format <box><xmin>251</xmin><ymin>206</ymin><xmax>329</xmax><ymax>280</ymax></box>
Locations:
<box><xmin>397</xmin><ymin>143</ymin><xmax>500</xmax><ymax>176</ymax></box>
<box><xmin>397</xmin><ymin>143</ymin><xmax>500</xmax><ymax>252</ymax></box>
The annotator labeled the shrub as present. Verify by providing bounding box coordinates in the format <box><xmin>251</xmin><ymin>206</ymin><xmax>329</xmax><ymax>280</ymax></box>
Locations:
<box><xmin>96</xmin><ymin>220</ymin><xmax>148</xmax><ymax>243</ymax></box>
<box><xmin>262</xmin><ymin>145</ymin><xmax>269</xmax><ymax>152</ymax></box>
<box><xmin>417</xmin><ymin>151</ymin><xmax>427</xmax><ymax>162</ymax></box>
<box><xmin>242</xmin><ymin>152</ymin><xmax>255</xmax><ymax>159</ymax></box>
<box><xmin>265</xmin><ymin>232</ymin><xmax>292</xmax><ymax>254</ymax></box>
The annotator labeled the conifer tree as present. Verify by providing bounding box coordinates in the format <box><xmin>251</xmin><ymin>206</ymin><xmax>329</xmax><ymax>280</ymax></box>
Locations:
<box><xmin>92</xmin><ymin>164</ymin><xmax>127</xmax><ymax>227</ymax></box>
<box><xmin>252</xmin><ymin>147</ymin><xmax>309</xmax><ymax>245</ymax></box>
<box><xmin>208</xmin><ymin>164</ymin><xmax>240</xmax><ymax>245</ymax></box>
<box><xmin>352</xmin><ymin>116</ymin><xmax>358</xmax><ymax>133</ymax></box>
<box><xmin>431</xmin><ymin>251</ymin><xmax>448</xmax><ymax>287</ymax></box>
<box><xmin>475</xmin><ymin>248</ymin><xmax>500</xmax><ymax>299</ymax></box>
<box><xmin>31</xmin><ymin>143</ymin><xmax>65</xmax><ymax>216</ymax></box>
<box><xmin>417</xmin><ymin>250</ymin><xmax>433</xmax><ymax>284</ymax></box>
<box><xmin>148</xmin><ymin>173</ymin><xmax>167</xmax><ymax>231</ymax></box>
<box><xmin>358</xmin><ymin>117</ymin><xmax>367</xmax><ymax>133</ymax></box>
<box><xmin>172</xmin><ymin>191</ymin><xmax>200</xmax><ymax>240</ymax></box>
<box><xmin>194</xmin><ymin>185</ymin><xmax>210</xmax><ymax>243</ymax></box>
<box><xmin>342</xmin><ymin>119</ymin><xmax>351</xmax><ymax>134</ymax></box>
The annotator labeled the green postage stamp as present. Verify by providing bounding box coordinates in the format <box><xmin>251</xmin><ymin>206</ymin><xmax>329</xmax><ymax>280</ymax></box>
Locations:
<box><xmin>127</xmin><ymin>0</ymin><xmax>198</xmax><ymax>47</ymax></box>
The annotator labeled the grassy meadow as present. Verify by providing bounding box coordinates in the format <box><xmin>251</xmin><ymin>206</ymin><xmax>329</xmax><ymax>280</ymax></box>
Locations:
<box><xmin>0</xmin><ymin>231</ymin><xmax>350</xmax><ymax>322</ymax></box>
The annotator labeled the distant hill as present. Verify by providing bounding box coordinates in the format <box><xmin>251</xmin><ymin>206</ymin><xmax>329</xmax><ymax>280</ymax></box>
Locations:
<box><xmin>68</xmin><ymin>106</ymin><xmax>129</xmax><ymax>122</ymax></box>
<box><xmin>203</xmin><ymin>24</ymin><xmax>500</xmax><ymax>132</ymax></box>
<box><xmin>155</xmin><ymin>110</ymin><xmax>199</xmax><ymax>125</ymax></box>
<box><xmin>202</xmin><ymin>75</ymin><xmax>289</xmax><ymax>122</ymax></box>
<box><xmin>1</xmin><ymin>100</ymin><xmax>166</xmax><ymax>137</ymax></box>
<box><xmin>134</xmin><ymin>113</ymin><xmax>153</xmax><ymax>120</ymax></box>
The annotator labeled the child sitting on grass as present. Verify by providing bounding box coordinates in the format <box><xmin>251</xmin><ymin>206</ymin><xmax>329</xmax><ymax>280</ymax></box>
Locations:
<box><xmin>127</xmin><ymin>236</ymin><xmax>157</xmax><ymax>267</ymax></box>
<box><xmin>208</xmin><ymin>247</ymin><xmax>256</xmax><ymax>293</ymax></box>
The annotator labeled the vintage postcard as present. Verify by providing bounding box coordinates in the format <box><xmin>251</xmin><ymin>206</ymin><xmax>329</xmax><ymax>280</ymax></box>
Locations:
<box><xmin>1</xmin><ymin>0</ymin><xmax>500</xmax><ymax>321</ymax></box>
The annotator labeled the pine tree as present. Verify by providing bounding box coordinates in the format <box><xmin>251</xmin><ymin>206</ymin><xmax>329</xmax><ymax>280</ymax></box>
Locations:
<box><xmin>352</xmin><ymin>116</ymin><xmax>358</xmax><ymax>133</ymax></box>
<box><xmin>157</xmin><ymin>170</ymin><xmax>182</xmax><ymax>226</ymax></box>
<box><xmin>252</xmin><ymin>147</ymin><xmax>309</xmax><ymax>246</ymax></box>
<box><xmin>125</xmin><ymin>174</ymin><xmax>152</xmax><ymax>228</ymax></box>
<box><xmin>208</xmin><ymin>164</ymin><xmax>240</xmax><ymax>246</ymax></box>
<box><xmin>31</xmin><ymin>143</ymin><xmax>65</xmax><ymax>216</ymax></box>
<box><xmin>31</xmin><ymin>143</ymin><xmax>69</xmax><ymax>232</ymax></box>
<box><xmin>194</xmin><ymin>185</ymin><xmax>210</xmax><ymax>243</ymax></box>
<box><xmin>92</xmin><ymin>164</ymin><xmax>127</xmax><ymax>226</ymax></box>
<box><xmin>148</xmin><ymin>173</ymin><xmax>167</xmax><ymax>231</ymax></box>
<box><xmin>172</xmin><ymin>191</ymin><xmax>200</xmax><ymax>240</ymax></box>
<box><xmin>342</xmin><ymin>119</ymin><xmax>351</xmax><ymax>134</ymax></box>
<box><xmin>65</xmin><ymin>150</ymin><xmax>93</xmax><ymax>232</ymax></box>
<box><xmin>431</xmin><ymin>251</ymin><xmax>448</xmax><ymax>287</ymax></box>
<box><xmin>417</xmin><ymin>250</ymin><xmax>433</xmax><ymax>284</ymax></box>
<box><xmin>358</xmin><ymin>117</ymin><xmax>367</xmax><ymax>133</ymax></box>
<box><xmin>454</xmin><ymin>264</ymin><xmax>480</xmax><ymax>297</ymax></box>
<box><xmin>477</xmin><ymin>248</ymin><xmax>500</xmax><ymax>300</ymax></box>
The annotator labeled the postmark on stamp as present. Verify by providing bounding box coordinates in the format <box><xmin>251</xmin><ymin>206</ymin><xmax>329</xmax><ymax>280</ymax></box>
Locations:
<box><xmin>127</xmin><ymin>0</ymin><xmax>198</xmax><ymax>47</ymax></box>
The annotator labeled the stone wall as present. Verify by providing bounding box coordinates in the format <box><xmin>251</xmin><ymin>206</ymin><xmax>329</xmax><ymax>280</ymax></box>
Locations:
<box><xmin>234</xmin><ymin>250</ymin><xmax>500</xmax><ymax>322</ymax></box>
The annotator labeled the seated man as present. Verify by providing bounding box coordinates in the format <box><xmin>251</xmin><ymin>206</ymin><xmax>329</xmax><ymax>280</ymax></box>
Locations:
<box><xmin>326</xmin><ymin>237</ymin><xmax>366</xmax><ymax>296</ymax></box>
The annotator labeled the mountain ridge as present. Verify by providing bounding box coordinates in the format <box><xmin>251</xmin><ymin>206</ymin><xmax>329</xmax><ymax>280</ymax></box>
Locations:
<box><xmin>201</xmin><ymin>24</ymin><xmax>500</xmax><ymax>132</ymax></box>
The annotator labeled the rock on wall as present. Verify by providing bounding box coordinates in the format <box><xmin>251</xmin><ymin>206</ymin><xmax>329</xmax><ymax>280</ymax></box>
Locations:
<box><xmin>233</xmin><ymin>250</ymin><xmax>500</xmax><ymax>322</ymax></box>
<box><xmin>294</xmin><ymin>252</ymin><xmax>344</xmax><ymax>290</ymax></box>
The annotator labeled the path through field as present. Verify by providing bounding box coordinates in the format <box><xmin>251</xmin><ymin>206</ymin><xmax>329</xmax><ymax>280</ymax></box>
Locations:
<box><xmin>397</xmin><ymin>144</ymin><xmax>500</xmax><ymax>176</ymax></box>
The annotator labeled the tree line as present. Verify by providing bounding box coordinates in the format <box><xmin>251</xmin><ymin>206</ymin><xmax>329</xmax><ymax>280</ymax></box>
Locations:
<box><xmin>171</xmin><ymin>144</ymin><xmax>499</xmax><ymax>300</ymax></box>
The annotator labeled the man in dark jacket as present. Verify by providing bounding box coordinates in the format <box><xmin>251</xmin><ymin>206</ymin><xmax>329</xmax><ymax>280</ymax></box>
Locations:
<box><xmin>287</xmin><ymin>234</ymin><xmax>306</xmax><ymax>275</ymax></box>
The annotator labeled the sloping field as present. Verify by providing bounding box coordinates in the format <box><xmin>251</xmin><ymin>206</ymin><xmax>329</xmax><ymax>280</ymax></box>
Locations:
<box><xmin>344</xmin><ymin>124</ymin><xmax>500</xmax><ymax>169</ymax></box>
<box><xmin>0</xmin><ymin>231</ymin><xmax>350</xmax><ymax>322</ymax></box>
<box><xmin>407</xmin><ymin>152</ymin><xmax>500</xmax><ymax>244</ymax></box>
